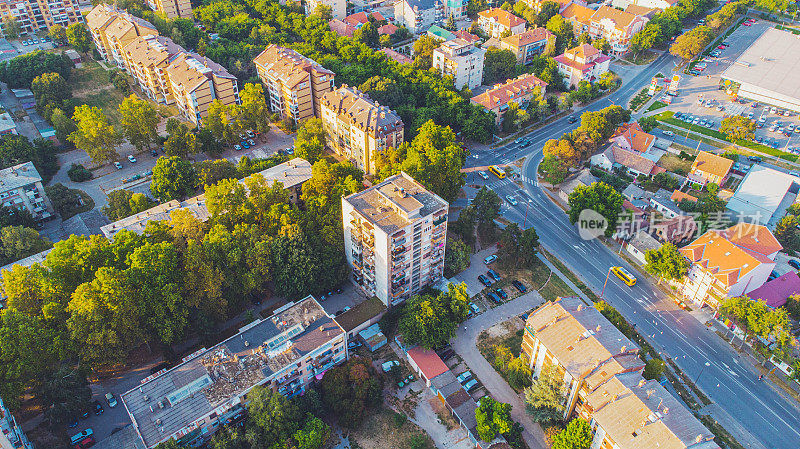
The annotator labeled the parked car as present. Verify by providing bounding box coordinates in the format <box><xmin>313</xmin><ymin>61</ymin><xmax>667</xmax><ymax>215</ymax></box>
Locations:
<box><xmin>789</xmin><ymin>259</ymin><xmax>800</xmax><ymax>270</ymax></box>
<box><xmin>150</xmin><ymin>149</ymin><xmax>159</xmax><ymax>157</ymax></box>
<box><xmin>241</xmin><ymin>141</ymin><xmax>250</xmax><ymax>149</ymax></box>
<box><xmin>92</xmin><ymin>400</ymin><xmax>103</xmax><ymax>415</ymax></box>
<box><xmin>486</xmin><ymin>291</ymin><xmax>501</xmax><ymax>303</ymax></box>
<box><xmin>768</xmin><ymin>271</ymin><xmax>779</xmax><ymax>281</ymax></box>
<box><xmin>234</xmin><ymin>144</ymin><xmax>242</xmax><ymax>151</ymax></box>
<box><xmin>487</xmin><ymin>269</ymin><xmax>501</xmax><ymax>282</ymax></box>
<box><xmin>456</xmin><ymin>371</ymin><xmax>473</xmax><ymax>384</ymax></box>
<box><xmin>512</xmin><ymin>280</ymin><xmax>527</xmax><ymax>293</ymax></box>
<box><xmin>439</xmin><ymin>349</ymin><xmax>455</xmax><ymax>360</ymax></box>
<box><xmin>748</xmin><ymin>155</ymin><xmax>762</xmax><ymax>162</ymax></box>
<box><xmin>463</xmin><ymin>379</ymin><xmax>478</xmax><ymax>391</ymax></box>
<box><xmin>662</xmin><ymin>130</ymin><xmax>674</xmax><ymax>137</ymax></box>
<box><xmin>483</xmin><ymin>255</ymin><xmax>497</xmax><ymax>265</ymax></box>
<box><xmin>567</xmin><ymin>115</ymin><xmax>577</xmax><ymax>123</ymax></box>
<box><xmin>469</xmin><ymin>302</ymin><xmax>480</xmax><ymax>314</ymax></box>
<box><xmin>674</xmin><ymin>112</ymin><xmax>683</xmax><ymax>119</ymax></box>
<box><xmin>494</xmin><ymin>287</ymin><xmax>508</xmax><ymax>300</ymax></box>
<box><xmin>105</xmin><ymin>392</ymin><xmax>117</xmax><ymax>408</ymax></box>
<box><xmin>127</xmin><ymin>155</ymin><xmax>136</xmax><ymax>163</ymax></box>
<box><xmin>70</xmin><ymin>429</ymin><xmax>94</xmax><ymax>446</ymax></box>
<box><xmin>247</xmin><ymin>139</ymin><xmax>255</xmax><ymax>146</ymax></box>
<box><xmin>478</xmin><ymin>274</ymin><xmax>492</xmax><ymax>287</ymax></box>
<box><xmin>347</xmin><ymin>340</ymin><xmax>362</xmax><ymax>350</ymax></box>
<box><xmin>73</xmin><ymin>436</ymin><xmax>95</xmax><ymax>449</ymax></box>
<box><xmin>246</xmin><ymin>129</ymin><xmax>255</xmax><ymax>138</ymax></box>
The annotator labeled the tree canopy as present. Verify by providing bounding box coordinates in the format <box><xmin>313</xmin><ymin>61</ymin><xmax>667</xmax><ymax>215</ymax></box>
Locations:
<box><xmin>475</xmin><ymin>397</ymin><xmax>514</xmax><ymax>441</ymax></box>
<box><xmin>567</xmin><ymin>182</ymin><xmax>624</xmax><ymax>238</ymax></box>
<box><xmin>644</xmin><ymin>243</ymin><xmax>689</xmax><ymax>282</ymax></box>
<box><xmin>398</xmin><ymin>283</ymin><xmax>470</xmax><ymax>349</ymax></box>
<box><xmin>524</xmin><ymin>365</ymin><xmax>566</xmax><ymax>424</ymax></box>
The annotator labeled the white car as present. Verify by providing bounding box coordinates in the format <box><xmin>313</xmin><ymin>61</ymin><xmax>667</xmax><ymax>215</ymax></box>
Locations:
<box><xmin>381</xmin><ymin>360</ymin><xmax>400</xmax><ymax>372</ymax></box>
<box><xmin>477</xmin><ymin>171</ymin><xmax>489</xmax><ymax>180</ymax></box>
<box><xmin>662</xmin><ymin>130</ymin><xmax>674</xmax><ymax>137</ymax></box>
<box><xmin>114</xmin><ymin>161</ymin><xmax>123</xmax><ymax>169</ymax></box>
<box><xmin>484</xmin><ymin>255</ymin><xmax>497</xmax><ymax>265</ymax></box>
<box><xmin>771</xmin><ymin>107</ymin><xmax>778</xmax><ymax>114</ymax></box>
<box><xmin>505</xmin><ymin>195</ymin><xmax>518</xmax><ymax>206</ymax></box>
<box><xmin>127</xmin><ymin>155</ymin><xmax>136</xmax><ymax>163</ymax></box>
<box><xmin>105</xmin><ymin>392</ymin><xmax>117</xmax><ymax>408</ymax></box>
<box><xmin>784</xmin><ymin>110</ymin><xmax>792</xmax><ymax>117</ymax></box>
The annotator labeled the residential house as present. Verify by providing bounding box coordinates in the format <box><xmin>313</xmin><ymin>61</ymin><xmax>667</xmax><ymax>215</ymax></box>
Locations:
<box><xmin>588</xmin><ymin>6</ymin><xmax>648</xmax><ymax>56</ymax></box>
<box><xmin>611</xmin><ymin>122</ymin><xmax>655</xmax><ymax>153</ymax></box>
<box><xmin>671</xmin><ymin>190</ymin><xmax>698</xmax><ymax>204</ymax></box>
<box><xmin>470</xmin><ymin>74</ymin><xmax>547</xmax><ymax>125</ymax></box>
<box><xmin>625</xmin><ymin>230</ymin><xmax>660</xmax><ymax>264</ymax></box>
<box><xmin>254</xmin><ymin>45</ymin><xmax>335</xmax><ymax>125</ymax></box>
<box><xmin>427</xmin><ymin>24</ymin><xmax>456</xmax><ymax>41</ymax></box>
<box><xmin>726</xmin><ymin>164</ymin><xmax>800</xmax><ymax>229</ymax></box>
<box><xmin>86</xmin><ymin>4</ymin><xmax>159</xmax><ymax>67</ymax></box>
<box><xmin>687</xmin><ymin>150</ymin><xmax>733</xmax><ymax>187</ymax></box>
<box><xmin>306</xmin><ymin>0</ymin><xmax>346</xmax><ymax>20</ymax></box>
<box><xmin>0</xmin><ymin>0</ymin><xmax>83</xmax><ymax>35</ymax></box>
<box><xmin>522</xmin><ymin>0</ymin><xmax>587</xmax><ymax>13</ymax></box>
<box><xmin>379</xmin><ymin>23</ymin><xmax>398</xmax><ymax>35</ymax></box>
<box><xmin>609</xmin><ymin>144</ymin><xmax>664</xmax><ymax>177</ymax></box>
<box><xmin>454</xmin><ymin>28</ymin><xmax>481</xmax><ymax>44</ymax></box>
<box><xmin>477</xmin><ymin>8</ymin><xmax>526</xmax><ymax>39</ymax></box>
<box><xmin>747</xmin><ymin>271</ymin><xmax>800</xmax><ymax>308</ymax></box>
<box><xmin>145</xmin><ymin>0</ymin><xmax>192</xmax><ymax>19</ymax></box>
<box><xmin>330</xmin><ymin>11</ymin><xmax>389</xmax><ymax>37</ymax></box>
<box><xmin>394</xmin><ymin>0</ymin><xmax>439</xmax><ymax>34</ymax></box>
<box><xmin>652</xmin><ymin>214</ymin><xmax>698</xmax><ymax>245</ymax></box>
<box><xmin>558</xmin><ymin>169</ymin><xmax>597</xmax><ymax>202</ymax></box>
<box><xmin>121</xmin><ymin>296</ymin><xmax>347</xmax><ymax>449</ymax></box>
<box><xmin>432</xmin><ymin>38</ymin><xmax>486</xmax><ymax>90</ymax></box>
<box><xmin>554</xmin><ymin>44</ymin><xmax>612</xmax><ymax>88</ymax></box>
<box><xmin>624</xmin><ymin>4</ymin><xmax>659</xmax><ymax>18</ymax></box>
<box><xmin>649</xmin><ymin>188</ymin><xmax>681</xmax><ymax>219</ymax></box>
<box><xmin>319</xmin><ymin>86</ymin><xmax>404</xmax><ymax>175</ymax></box>
<box><xmin>342</xmin><ymin>172</ymin><xmax>447</xmax><ymax>305</ymax></box>
<box><xmin>0</xmin><ymin>162</ymin><xmax>54</xmax><ymax>221</ymax></box>
<box><xmin>560</xmin><ymin>3</ymin><xmax>594</xmax><ymax>35</ymax></box>
<box><xmin>679</xmin><ymin>223</ymin><xmax>783</xmax><ymax>308</ymax></box>
<box><xmin>500</xmin><ymin>27</ymin><xmax>555</xmax><ymax>65</ymax></box>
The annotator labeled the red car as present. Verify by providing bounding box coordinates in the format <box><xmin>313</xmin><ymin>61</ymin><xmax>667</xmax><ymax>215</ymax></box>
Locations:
<box><xmin>743</xmin><ymin>22</ymin><xmax>752</xmax><ymax>26</ymax></box>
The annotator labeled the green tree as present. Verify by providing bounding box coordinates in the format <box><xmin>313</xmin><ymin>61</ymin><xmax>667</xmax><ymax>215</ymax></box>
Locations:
<box><xmin>2</xmin><ymin>17</ymin><xmax>21</xmax><ymax>39</ymax></box>
<box><xmin>150</xmin><ymin>156</ymin><xmax>198</xmax><ymax>201</ymax></box>
<box><xmin>483</xmin><ymin>47</ymin><xmax>517</xmax><ymax>85</ymax></box>
<box><xmin>45</xmin><ymin>183</ymin><xmax>81</xmax><ymax>218</ymax></box>
<box><xmin>567</xmin><ymin>182</ymin><xmax>624</xmax><ymax>238</ymax></box>
<box><xmin>163</xmin><ymin>118</ymin><xmax>198</xmax><ymax>157</ymax></box>
<box><xmin>194</xmin><ymin>158</ymin><xmax>238</xmax><ymax>187</ymax></box>
<box><xmin>546</xmin><ymin>14</ymin><xmax>574</xmax><ymax>54</ymax></box>
<box><xmin>42</xmin><ymin>366</ymin><xmax>92</xmax><ymax>426</ymax></box>
<box><xmin>398</xmin><ymin>283</ymin><xmax>470</xmax><ymax>349</ymax></box>
<box><xmin>237</xmin><ymin>83</ymin><xmax>271</xmax><ymax>133</ymax></box>
<box><xmin>0</xmin><ymin>50</ymin><xmax>72</xmax><ymax>89</ymax></box>
<box><xmin>412</xmin><ymin>35</ymin><xmax>439</xmax><ymax>69</ymax></box>
<box><xmin>719</xmin><ymin>296</ymin><xmax>791</xmax><ymax>347</ymax></box>
<box><xmin>31</xmin><ymin>72</ymin><xmax>72</xmax><ymax>120</ymax></box>
<box><xmin>204</xmin><ymin>100</ymin><xmax>238</xmax><ymax>144</ymax></box>
<box><xmin>536</xmin><ymin>1</ymin><xmax>561</xmax><ymax>27</ymax></box>
<box><xmin>507</xmin><ymin>355</ymin><xmax>533</xmax><ymax>390</ymax></box>
<box><xmin>67</xmin><ymin>22</ymin><xmax>91</xmax><ymax>53</ymax></box>
<box><xmin>197</xmin><ymin>127</ymin><xmax>223</xmax><ymax>155</ymax></box>
<box><xmin>552</xmin><ymin>419</ymin><xmax>592</xmax><ymax>449</ymax></box>
<box><xmin>102</xmin><ymin>189</ymin><xmax>157</xmax><ymax>221</ymax></box>
<box><xmin>354</xmin><ymin>21</ymin><xmax>379</xmax><ymax>48</ymax></box>
<box><xmin>670</xmin><ymin>26</ymin><xmax>712</xmax><ymax>61</ymax></box>
<box><xmin>643</xmin><ymin>358</ymin><xmax>666</xmax><ymax>380</ymax></box>
<box><xmin>320</xmin><ymin>358</ymin><xmax>382</xmax><ymax>428</ymax></box>
<box><xmin>51</xmin><ymin>108</ymin><xmax>76</xmax><ymax>144</ymax></box>
<box><xmin>295</xmin><ymin>117</ymin><xmax>326</xmax><ymax>163</ymax></box>
<box><xmin>0</xmin><ymin>225</ymin><xmax>52</xmax><ymax>265</ymax></box>
<box><xmin>69</xmin><ymin>105</ymin><xmax>122</xmax><ymax>164</ymax></box>
<box><xmin>313</xmin><ymin>4</ymin><xmax>332</xmax><ymax>19</ymax></box>
<box><xmin>49</xmin><ymin>24</ymin><xmax>67</xmax><ymax>45</ymax></box>
<box><xmin>775</xmin><ymin>215</ymin><xmax>800</xmax><ymax>253</ymax></box>
<box><xmin>524</xmin><ymin>365</ymin><xmax>566</xmax><ymax>424</ymax></box>
<box><xmin>498</xmin><ymin>223</ymin><xmax>539</xmax><ymax>268</ymax></box>
<box><xmin>644</xmin><ymin>243</ymin><xmax>689</xmax><ymax>283</ymax></box>
<box><xmin>294</xmin><ymin>415</ymin><xmax>331</xmax><ymax>449</ymax></box>
<box><xmin>719</xmin><ymin>116</ymin><xmax>756</xmax><ymax>142</ymax></box>
<box><xmin>592</xmin><ymin>38</ymin><xmax>611</xmax><ymax>54</ymax></box>
<box><xmin>119</xmin><ymin>95</ymin><xmax>159</xmax><ymax>151</ymax></box>
<box><xmin>398</xmin><ymin>121</ymin><xmax>467</xmax><ymax>202</ymax></box>
<box><xmin>472</xmin><ymin>185</ymin><xmax>502</xmax><ymax>225</ymax></box>
<box><xmin>246</xmin><ymin>386</ymin><xmax>304</xmax><ymax>447</ymax></box>
<box><xmin>444</xmin><ymin>237</ymin><xmax>471</xmax><ymax>277</ymax></box>
<box><xmin>475</xmin><ymin>397</ymin><xmax>513</xmax><ymax>441</ymax></box>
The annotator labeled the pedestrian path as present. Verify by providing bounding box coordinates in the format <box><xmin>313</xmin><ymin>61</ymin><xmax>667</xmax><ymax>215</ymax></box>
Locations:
<box><xmin>535</xmin><ymin>252</ymin><xmax>594</xmax><ymax>305</ymax></box>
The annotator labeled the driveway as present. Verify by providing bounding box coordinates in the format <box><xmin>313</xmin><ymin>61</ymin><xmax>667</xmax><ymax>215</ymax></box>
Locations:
<box><xmin>452</xmin><ymin>290</ymin><xmax>549</xmax><ymax>449</ymax></box>
<box><xmin>450</xmin><ymin>246</ymin><xmax>497</xmax><ymax>297</ymax></box>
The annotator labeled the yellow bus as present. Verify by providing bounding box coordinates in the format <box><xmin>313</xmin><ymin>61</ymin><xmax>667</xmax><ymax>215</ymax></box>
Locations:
<box><xmin>611</xmin><ymin>266</ymin><xmax>637</xmax><ymax>286</ymax></box>
<box><xmin>489</xmin><ymin>165</ymin><xmax>506</xmax><ymax>179</ymax></box>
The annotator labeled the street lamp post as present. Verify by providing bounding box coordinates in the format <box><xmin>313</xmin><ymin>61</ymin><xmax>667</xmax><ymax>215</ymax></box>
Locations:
<box><xmin>694</xmin><ymin>361</ymin><xmax>711</xmax><ymax>384</ymax></box>
<box><xmin>601</xmin><ymin>266</ymin><xmax>613</xmax><ymax>299</ymax></box>
<box><xmin>522</xmin><ymin>200</ymin><xmax>531</xmax><ymax>229</ymax></box>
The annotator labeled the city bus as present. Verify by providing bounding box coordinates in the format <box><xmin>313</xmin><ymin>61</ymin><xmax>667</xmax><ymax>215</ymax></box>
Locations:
<box><xmin>611</xmin><ymin>266</ymin><xmax>637</xmax><ymax>286</ymax></box>
<box><xmin>488</xmin><ymin>165</ymin><xmax>505</xmax><ymax>179</ymax></box>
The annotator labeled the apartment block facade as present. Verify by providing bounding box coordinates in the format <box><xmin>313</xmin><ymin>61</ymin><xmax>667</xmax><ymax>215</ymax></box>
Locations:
<box><xmin>0</xmin><ymin>0</ymin><xmax>83</xmax><ymax>35</ymax></box>
<box><xmin>0</xmin><ymin>162</ymin><xmax>54</xmax><ymax>221</ymax></box>
<box><xmin>166</xmin><ymin>52</ymin><xmax>239</xmax><ymax>127</ymax></box>
<box><xmin>342</xmin><ymin>173</ymin><xmax>448</xmax><ymax>306</ymax></box>
<box><xmin>394</xmin><ymin>0</ymin><xmax>439</xmax><ymax>34</ymax></box>
<box><xmin>555</xmin><ymin>44</ymin><xmax>612</xmax><ymax>88</ymax></box>
<box><xmin>500</xmin><ymin>27</ymin><xmax>555</xmax><ymax>65</ymax></box>
<box><xmin>471</xmin><ymin>73</ymin><xmax>547</xmax><ymax>125</ymax></box>
<box><xmin>254</xmin><ymin>45</ymin><xmax>335</xmax><ymax>125</ymax></box>
<box><xmin>1</xmin><ymin>394</ymin><xmax>34</xmax><ymax>449</ymax></box>
<box><xmin>86</xmin><ymin>4</ymin><xmax>159</xmax><ymax>68</ymax></box>
<box><xmin>588</xmin><ymin>6</ymin><xmax>648</xmax><ymax>56</ymax></box>
<box><xmin>122</xmin><ymin>296</ymin><xmax>346</xmax><ymax>449</ymax></box>
<box><xmin>146</xmin><ymin>0</ymin><xmax>192</xmax><ymax>19</ymax></box>
<box><xmin>523</xmin><ymin>297</ymin><xmax>719</xmax><ymax>449</ymax></box>
<box><xmin>477</xmin><ymin>8</ymin><xmax>526</xmax><ymax>39</ymax></box>
<box><xmin>319</xmin><ymin>86</ymin><xmax>404</xmax><ymax>174</ymax></box>
<box><xmin>432</xmin><ymin>38</ymin><xmax>486</xmax><ymax>90</ymax></box>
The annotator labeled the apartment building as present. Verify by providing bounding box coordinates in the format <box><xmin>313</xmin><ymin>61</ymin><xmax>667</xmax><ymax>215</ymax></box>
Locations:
<box><xmin>145</xmin><ymin>0</ymin><xmax>192</xmax><ymax>19</ymax></box>
<box><xmin>588</xmin><ymin>6</ymin><xmax>648</xmax><ymax>56</ymax></box>
<box><xmin>500</xmin><ymin>27</ymin><xmax>555</xmax><ymax>65</ymax></box>
<box><xmin>122</xmin><ymin>296</ymin><xmax>346</xmax><ymax>449</ymax></box>
<box><xmin>0</xmin><ymin>0</ymin><xmax>83</xmax><ymax>36</ymax></box>
<box><xmin>121</xmin><ymin>35</ymin><xmax>183</xmax><ymax>104</ymax></box>
<box><xmin>165</xmin><ymin>52</ymin><xmax>239</xmax><ymax>127</ymax></box>
<box><xmin>471</xmin><ymin>73</ymin><xmax>547</xmax><ymax>125</ymax></box>
<box><xmin>101</xmin><ymin>158</ymin><xmax>312</xmax><ymax>239</ymax></box>
<box><xmin>305</xmin><ymin>0</ymin><xmax>345</xmax><ymax>20</ymax></box>
<box><xmin>522</xmin><ymin>0</ymin><xmax>587</xmax><ymax>13</ymax></box>
<box><xmin>477</xmin><ymin>8</ymin><xmax>526</xmax><ymax>39</ymax></box>
<box><xmin>432</xmin><ymin>38</ymin><xmax>486</xmax><ymax>90</ymax></box>
<box><xmin>679</xmin><ymin>223</ymin><xmax>782</xmax><ymax>308</ymax></box>
<box><xmin>560</xmin><ymin>3</ymin><xmax>594</xmax><ymax>35</ymax></box>
<box><xmin>523</xmin><ymin>297</ymin><xmax>719</xmax><ymax>449</ymax></box>
<box><xmin>0</xmin><ymin>162</ymin><xmax>54</xmax><ymax>222</ymax></box>
<box><xmin>1</xmin><ymin>394</ymin><xmax>34</xmax><ymax>449</ymax></box>
<box><xmin>555</xmin><ymin>44</ymin><xmax>612</xmax><ymax>88</ymax></box>
<box><xmin>86</xmin><ymin>4</ymin><xmax>159</xmax><ymax>67</ymax></box>
<box><xmin>254</xmin><ymin>45</ymin><xmax>335</xmax><ymax>125</ymax></box>
<box><xmin>342</xmin><ymin>172</ymin><xmax>448</xmax><ymax>306</ymax></box>
<box><xmin>319</xmin><ymin>86</ymin><xmax>404</xmax><ymax>174</ymax></box>
<box><xmin>394</xmin><ymin>0</ymin><xmax>439</xmax><ymax>34</ymax></box>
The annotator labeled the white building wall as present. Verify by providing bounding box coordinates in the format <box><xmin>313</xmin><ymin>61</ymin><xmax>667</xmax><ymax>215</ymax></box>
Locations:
<box><xmin>737</xmin><ymin>82</ymin><xmax>800</xmax><ymax>113</ymax></box>
<box><xmin>374</xmin><ymin>225</ymin><xmax>391</xmax><ymax>304</ymax></box>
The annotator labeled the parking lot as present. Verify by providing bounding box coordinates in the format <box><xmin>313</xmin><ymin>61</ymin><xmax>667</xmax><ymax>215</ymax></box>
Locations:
<box><xmin>663</xmin><ymin>18</ymin><xmax>800</xmax><ymax>152</ymax></box>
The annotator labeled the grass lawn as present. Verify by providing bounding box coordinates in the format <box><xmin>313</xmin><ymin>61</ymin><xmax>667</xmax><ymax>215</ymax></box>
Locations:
<box><xmin>351</xmin><ymin>407</ymin><xmax>435</xmax><ymax>449</ymax></box>
<box><xmin>646</xmin><ymin>101</ymin><xmax>668</xmax><ymax>112</ymax></box>
<box><xmin>528</xmin><ymin>257</ymin><xmax>574</xmax><ymax>302</ymax></box>
<box><xmin>657</xmin><ymin>153</ymin><xmax>693</xmax><ymax>175</ymax></box>
<box><xmin>623</xmin><ymin>49</ymin><xmax>658</xmax><ymax>65</ymax></box>
<box><xmin>72</xmin><ymin>61</ymin><xmax>126</xmax><ymax>126</ymax></box>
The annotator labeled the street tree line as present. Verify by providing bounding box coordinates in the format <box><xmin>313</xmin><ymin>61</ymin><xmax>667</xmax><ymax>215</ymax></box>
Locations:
<box><xmin>629</xmin><ymin>0</ymin><xmax>719</xmax><ymax>56</ymax></box>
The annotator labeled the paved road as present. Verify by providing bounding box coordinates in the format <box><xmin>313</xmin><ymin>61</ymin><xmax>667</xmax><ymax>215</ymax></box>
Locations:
<box><xmin>465</xmin><ymin>50</ymin><xmax>800</xmax><ymax>449</ymax></box>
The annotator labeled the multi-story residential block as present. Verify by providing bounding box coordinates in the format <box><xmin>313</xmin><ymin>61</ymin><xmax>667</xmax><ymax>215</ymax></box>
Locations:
<box><xmin>254</xmin><ymin>45</ymin><xmax>335</xmax><ymax>125</ymax></box>
<box><xmin>523</xmin><ymin>297</ymin><xmax>719</xmax><ymax>449</ymax></box>
<box><xmin>305</xmin><ymin>0</ymin><xmax>345</xmax><ymax>20</ymax></box>
<box><xmin>555</xmin><ymin>44</ymin><xmax>612</xmax><ymax>88</ymax></box>
<box><xmin>101</xmin><ymin>158</ymin><xmax>312</xmax><ymax>239</ymax></box>
<box><xmin>1</xmin><ymin>394</ymin><xmax>34</xmax><ymax>449</ymax></box>
<box><xmin>611</xmin><ymin>0</ymin><xmax>678</xmax><ymax>11</ymax></box>
<box><xmin>164</xmin><ymin>52</ymin><xmax>239</xmax><ymax>127</ymax></box>
<box><xmin>121</xmin><ymin>35</ymin><xmax>183</xmax><ymax>104</ymax></box>
<box><xmin>500</xmin><ymin>27</ymin><xmax>555</xmax><ymax>65</ymax></box>
<box><xmin>560</xmin><ymin>3</ymin><xmax>594</xmax><ymax>35</ymax></box>
<box><xmin>394</xmin><ymin>0</ymin><xmax>440</xmax><ymax>34</ymax></box>
<box><xmin>432</xmin><ymin>38</ymin><xmax>486</xmax><ymax>90</ymax></box>
<box><xmin>679</xmin><ymin>223</ymin><xmax>782</xmax><ymax>308</ymax></box>
<box><xmin>477</xmin><ymin>8</ymin><xmax>526</xmax><ymax>39</ymax></box>
<box><xmin>0</xmin><ymin>161</ymin><xmax>54</xmax><ymax>221</ymax></box>
<box><xmin>342</xmin><ymin>173</ymin><xmax>448</xmax><ymax>306</ymax></box>
<box><xmin>319</xmin><ymin>86</ymin><xmax>404</xmax><ymax>174</ymax></box>
<box><xmin>86</xmin><ymin>4</ymin><xmax>158</xmax><ymax>67</ymax></box>
<box><xmin>522</xmin><ymin>0</ymin><xmax>586</xmax><ymax>13</ymax></box>
<box><xmin>145</xmin><ymin>0</ymin><xmax>192</xmax><ymax>19</ymax></box>
<box><xmin>0</xmin><ymin>0</ymin><xmax>83</xmax><ymax>36</ymax></box>
<box><xmin>588</xmin><ymin>5</ymin><xmax>648</xmax><ymax>56</ymax></box>
<box><xmin>471</xmin><ymin>74</ymin><xmax>547</xmax><ymax>125</ymax></box>
<box><xmin>122</xmin><ymin>296</ymin><xmax>346</xmax><ymax>449</ymax></box>
<box><xmin>687</xmin><ymin>150</ymin><xmax>733</xmax><ymax>187</ymax></box>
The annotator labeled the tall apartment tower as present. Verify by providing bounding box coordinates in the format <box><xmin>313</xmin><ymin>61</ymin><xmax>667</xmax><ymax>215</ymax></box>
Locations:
<box><xmin>342</xmin><ymin>173</ymin><xmax>448</xmax><ymax>306</ymax></box>
<box><xmin>146</xmin><ymin>0</ymin><xmax>192</xmax><ymax>19</ymax></box>
<box><xmin>432</xmin><ymin>38</ymin><xmax>486</xmax><ymax>90</ymax></box>
<box><xmin>254</xmin><ymin>45</ymin><xmax>335</xmax><ymax>125</ymax></box>
<box><xmin>0</xmin><ymin>0</ymin><xmax>83</xmax><ymax>35</ymax></box>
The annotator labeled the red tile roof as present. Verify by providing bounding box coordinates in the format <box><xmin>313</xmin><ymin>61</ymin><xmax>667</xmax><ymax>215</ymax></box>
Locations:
<box><xmin>379</xmin><ymin>23</ymin><xmax>398</xmax><ymax>35</ymax></box>
<box><xmin>471</xmin><ymin>74</ymin><xmax>547</xmax><ymax>110</ymax></box>
<box><xmin>455</xmin><ymin>29</ymin><xmax>481</xmax><ymax>43</ymax></box>
<box><xmin>478</xmin><ymin>8</ymin><xmax>526</xmax><ymax>28</ymax></box>
<box><xmin>407</xmin><ymin>346</ymin><xmax>449</xmax><ymax>380</ymax></box>
<box><xmin>671</xmin><ymin>190</ymin><xmax>698</xmax><ymax>203</ymax></box>
<box><xmin>613</xmin><ymin>122</ymin><xmax>655</xmax><ymax>153</ymax></box>
<box><xmin>343</xmin><ymin>11</ymin><xmax>384</xmax><ymax>27</ymax></box>
<box><xmin>501</xmin><ymin>27</ymin><xmax>553</xmax><ymax>47</ymax></box>
<box><xmin>611</xmin><ymin>145</ymin><xmax>659</xmax><ymax>175</ymax></box>
<box><xmin>380</xmin><ymin>48</ymin><xmax>413</xmax><ymax>64</ymax></box>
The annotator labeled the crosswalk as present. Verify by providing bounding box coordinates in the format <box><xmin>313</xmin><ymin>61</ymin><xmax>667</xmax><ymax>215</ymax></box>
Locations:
<box><xmin>483</xmin><ymin>175</ymin><xmax>538</xmax><ymax>190</ymax></box>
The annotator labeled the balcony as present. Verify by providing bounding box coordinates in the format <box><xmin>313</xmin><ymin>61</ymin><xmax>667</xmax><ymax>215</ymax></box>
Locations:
<box><xmin>392</xmin><ymin>246</ymin><xmax>407</xmax><ymax>256</ymax></box>
<box><xmin>433</xmin><ymin>215</ymin><xmax>447</xmax><ymax>226</ymax></box>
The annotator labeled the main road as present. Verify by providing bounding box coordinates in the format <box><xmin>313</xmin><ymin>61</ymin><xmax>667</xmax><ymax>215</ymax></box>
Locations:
<box><xmin>466</xmin><ymin>51</ymin><xmax>799</xmax><ymax>449</ymax></box>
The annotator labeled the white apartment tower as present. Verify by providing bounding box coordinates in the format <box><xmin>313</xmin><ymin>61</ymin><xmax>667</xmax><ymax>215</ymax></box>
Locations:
<box><xmin>342</xmin><ymin>173</ymin><xmax>448</xmax><ymax>306</ymax></box>
<box><xmin>433</xmin><ymin>38</ymin><xmax>486</xmax><ymax>90</ymax></box>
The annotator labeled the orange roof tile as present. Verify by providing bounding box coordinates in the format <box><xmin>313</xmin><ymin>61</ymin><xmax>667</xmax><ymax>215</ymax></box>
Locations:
<box><xmin>501</xmin><ymin>27</ymin><xmax>554</xmax><ymax>48</ymax></box>
<box><xmin>471</xmin><ymin>74</ymin><xmax>547</xmax><ymax>110</ymax></box>
<box><xmin>561</xmin><ymin>3</ymin><xmax>594</xmax><ymax>25</ymax></box>
<box><xmin>721</xmin><ymin>223</ymin><xmax>783</xmax><ymax>256</ymax></box>
<box><xmin>614</xmin><ymin>122</ymin><xmax>655</xmax><ymax>152</ymax></box>
<box><xmin>591</xmin><ymin>5</ymin><xmax>640</xmax><ymax>29</ymax></box>
<box><xmin>691</xmin><ymin>151</ymin><xmax>733</xmax><ymax>180</ymax></box>
<box><xmin>478</xmin><ymin>8</ymin><xmax>526</xmax><ymax>28</ymax></box>
<box><xmin>671</xmin><ymin>190</ymin><xmax>698</xmax><ymax>203</ymax></box>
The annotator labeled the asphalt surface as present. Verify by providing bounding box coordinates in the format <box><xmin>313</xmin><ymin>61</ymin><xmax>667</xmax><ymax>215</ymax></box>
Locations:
<box><xmin>465</xmin><ymin>51</ymin><xmax>800</xmax><ymax>449</ymax></box>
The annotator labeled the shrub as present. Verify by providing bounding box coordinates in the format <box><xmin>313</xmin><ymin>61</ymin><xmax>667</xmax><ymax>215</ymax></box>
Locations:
<box><xmin>67</xmin><ymin>163</ymin><xmax>92</xmax><ymax>182</ymax></box>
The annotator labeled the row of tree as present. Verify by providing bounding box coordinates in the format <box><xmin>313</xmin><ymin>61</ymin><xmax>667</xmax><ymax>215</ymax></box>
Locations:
<box><xmin>629</xmin><ymin>0</ymin><xmax>719</xmax><ymax>56</ymax></box>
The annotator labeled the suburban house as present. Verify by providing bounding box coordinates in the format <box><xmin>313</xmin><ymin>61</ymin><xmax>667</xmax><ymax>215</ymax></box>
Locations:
<box><xmin>652</xmin><ymin>214</ymin><xmax>698</xmax><ymax>245</ymax></box>
<box><xmin>687</xmin><ymin>150</ymin><xmax>733</xmax><ymax>187</ymax></box>
<box><xmin>477</xmin><ymin>8</ymin><xmax>526</xmax><ymax>39</ymax></box>
<box><xmin>746</xmin><ymin>271</ymin><xmax>800</xmax><ymax>308</ymax></box>
<box><xmin>560</xmin><ymin>3</ymin><xmax>594</xmax><ymax>35</ymax></box>
<box><xmin>625</xmin><ymin>4</ymin><xmax>660</xmax><ymax>18</ymax></box>
<box><xmin>588</xmin><ymin>6</ymin><xmax>648</xmax><ymax>56</ymax></box>
<box><xmin>624</xmin><ymin>231</ymin><xmax>661</xmax><ymax>264</ymax></box>
<box><xmin>455</xmin><ymin>29</ymin><xmax>481</xmax><ymax>43</ymax></box>
<box><xmin>470</xmin><ymin>74</ymin><xmax>548</xmax><ymax>125</ymax></box>
<box><xmin>679</xmin><ymin>223</ymin><xmax>782</xmax><ymax>308</ymax></box>
<box><xmin>499</xmin><ymin>28</ymin><xmax>556</xmax><ymax>65</ymax></box>
<box><xmin>671</xmin><ymin>190</ymin><xmax>698</xmax><ymax>205</ymax></box>
<box><xmin>726</xmin><ymin>164</ymin><xmax>800</xmax><ymax>229</ymax></box>
<box><xmin>523</xmin><ymin>297</ymin><xmax>720</xmax><ymax>449</ymax></box>
<box><xmin>558</xmin><ymin>169</ymin><xmax>597</xmax><ymax>202</ymax></box>
<box><xmin>427</xmin><ymin>24</ymin><xmax>456</xmax><ymax>41</ymax></box>
<box><xmin>611</xmin><ymin>122</ymin><xmax>655</xmax><ymax>153</ymax></box>
<box><xmin>432</xmin><ymin>38</ymin><xmax>487</xmax><ymax>90</ymax></box>
<box><xmin>649</xmin><ymin>189</ymin><xmax>682</xmax><ymax>219</ymax></box>
<box><xmin>591</xmin><ymin>145</ymin><xmax>664</xmax><ymax>177</ymax></box>
<box><xmin>554</xmin><ymin>44</ymin><xmax>612</xmax><ymax>88</ymax></box>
